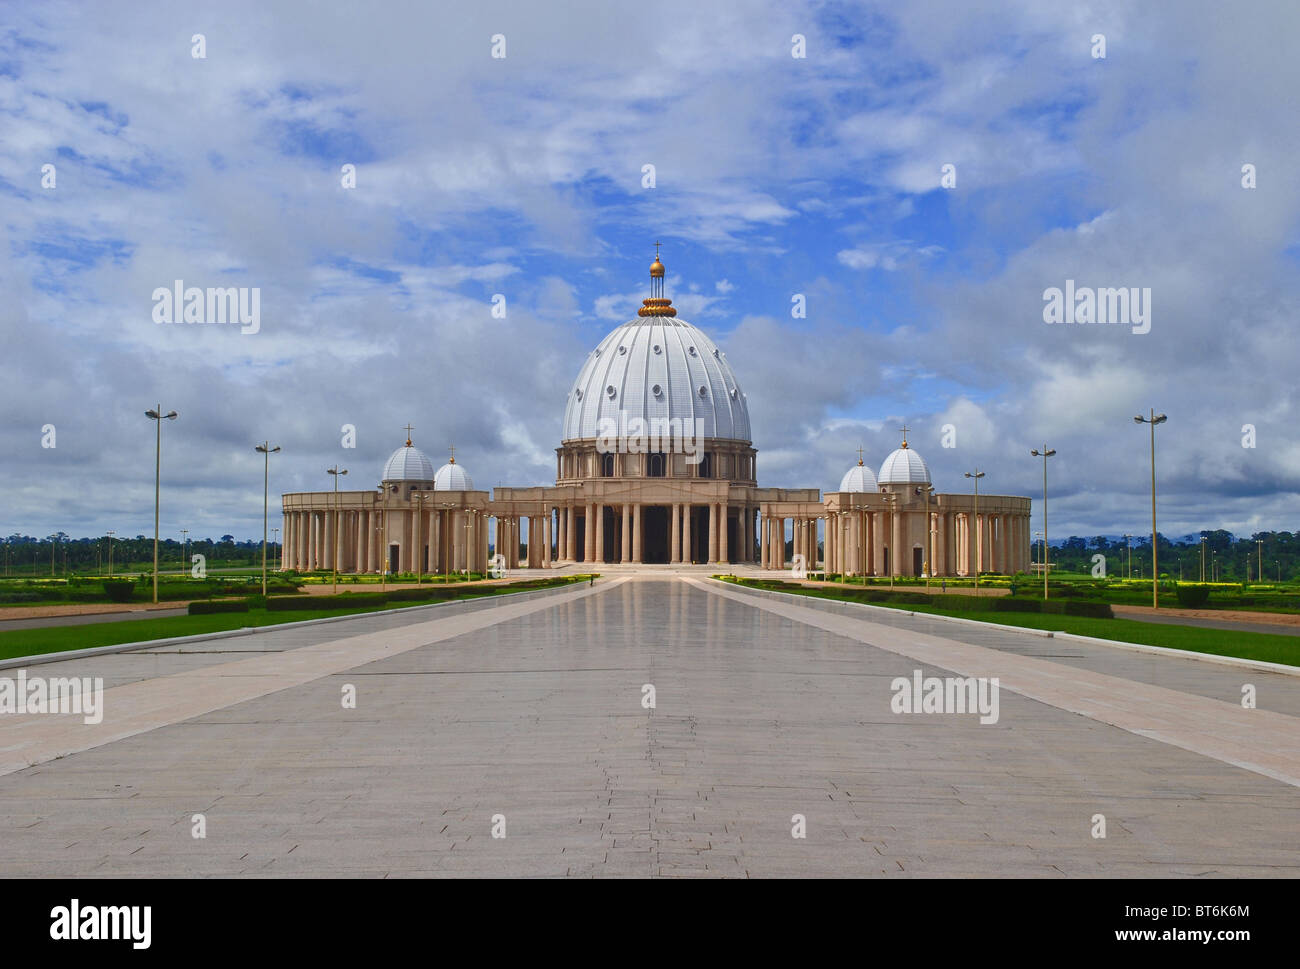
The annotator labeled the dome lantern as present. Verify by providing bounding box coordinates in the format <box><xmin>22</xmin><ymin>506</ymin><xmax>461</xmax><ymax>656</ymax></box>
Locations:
<box><xmin>639</xmin><ymin>240</ymin><xmax>676</xmax><ymax>318</ymax></box>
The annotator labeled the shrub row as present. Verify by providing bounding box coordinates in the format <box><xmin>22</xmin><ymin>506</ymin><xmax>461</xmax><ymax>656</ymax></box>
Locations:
<box><xmin>267</xmin><ymin>593</ymin><xmax>389</xmax><ymax>611</ymax></box>
<box><xmin>769</xmin><ymin>582</ymin><xmax>1115</xmax><ymax>619</ymax></box>
<box><xmin>187</xmin><ymin>599</ymin><xmax>252</xmax><ymax>615</ymax></box>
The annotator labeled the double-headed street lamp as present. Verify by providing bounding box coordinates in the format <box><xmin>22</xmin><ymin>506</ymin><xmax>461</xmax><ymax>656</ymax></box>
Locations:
<box><xmin>256</xmin><ymin>442</ymin><xmax>281</xmax><ymax>595</ymax></box>
<box><xmin>1030</xmin><ymin>447</ymin><xmax>1055</xmax><ymax>600</ymax></box>
<box><xmin>145</xmin><ymin>405</ymin><xmax>178</xmax><ymax>603</ymax></box>
<box><xmin>964</xmin><ymin>470</ymin><xmax>984</xmax><ymax>596</ymax></box>
<box><xmin>1134</xmin><ymin>410</ymin><xmax>1167</xmax><ymax>607</ymax></box>
<box><xmin>327</xmin><ymin>465</ymin><xmax>348</xmax><ymax>592</ymax></box>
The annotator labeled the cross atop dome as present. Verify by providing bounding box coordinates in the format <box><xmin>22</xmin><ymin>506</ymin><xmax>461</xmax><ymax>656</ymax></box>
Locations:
<box><xmin>856</xmin><ymin>445</ymin><xmax>865</xmax><ymax>466</ymax></box>
<box><xmin>403</xmin><ymin>423</ymin><xmax>414</xmax><ymax>447</ymax></box>
<box><xmin>448</xmin><ymin>444</ymin><xmax>456</xmax><ymax>464</ymax></box>
<box><xmin>899</xmin><ymin>424</ymin><xmax>910</xmax><ymax>449</ymax></box>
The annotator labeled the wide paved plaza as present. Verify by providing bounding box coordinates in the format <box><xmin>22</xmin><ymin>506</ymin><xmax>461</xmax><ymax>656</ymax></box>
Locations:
<box><xmin>2</xmin><ymin>575</ymin><xmax>1298</xmax><ymax>877</ymax></box>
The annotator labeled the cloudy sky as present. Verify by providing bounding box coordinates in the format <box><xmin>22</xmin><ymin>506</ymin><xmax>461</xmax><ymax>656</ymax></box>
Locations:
<box><xmin>2</xmin><ymin>0</ymin><xmax>1297</xmax><ymax>543</ymax></box>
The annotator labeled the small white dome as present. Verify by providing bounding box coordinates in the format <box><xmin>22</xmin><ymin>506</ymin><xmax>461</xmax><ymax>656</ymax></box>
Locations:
<box><xmin>433</xmin><ymin>461</ymin><xmax>474</xmax><ymax>491</ymax></box>
<box><xmin>382</xmin><ymin>444</ymin><xmax>436</xmax><ymax>483</ymax></box>
<box><xmin>838</xmin><ymin>462</ymin><xmax>879</xmax><ymax>492</ymax></box>
<box><xmin>878</xmin><ymin>445</ymin><xmax>930</xmax><ymax>485</ymax></box>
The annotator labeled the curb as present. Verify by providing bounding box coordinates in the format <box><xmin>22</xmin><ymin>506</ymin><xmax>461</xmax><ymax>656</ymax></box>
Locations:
<box><xmin>709</xmin><ymin>579</ymin><xmax>1300</xmax><ymax>675</ymax></box>
<box><xmin>0</xmin><ymin>581</ymin><xmax>588</xmax><ymax>671</ymax></box>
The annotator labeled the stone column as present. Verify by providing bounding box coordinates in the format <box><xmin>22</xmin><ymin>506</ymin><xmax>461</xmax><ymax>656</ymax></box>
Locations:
<box><xmin>683</xmin><ymin>504</ymin><xmax>693</xmax><ymax>564</ymax></box>
<box><xmin>621</xmin><ymin>504</ymin><xmax>631</xmax><ymax>563</ymax></box>
<box><xmin>708</xmin><ymin>504</ymin><xmax>719</xmax><ymax>562</ymax></box>
<box><xmin>594</xmin><ymin>505</ymin><xmax>605</xmax><ymax>564</ymax></box>
<box><xmin>584</xmin><ymin>504</ymin><xmax>595</xmax><ymax>563</ymax></box>
<box><xmin>633</xmin><ymin>504</ymin><xmax>643</xmax><ymax>563</ymax></box>
<box><xmin>544</xmin><ymin>515</ymin><xmax>552</xmax><ymax>568</ymax></box>
<box><xmin>718</xmin><ymin>504</ymin><xmax>728</xmax><ymax>563</ymax></box>
<box><xmin>671</xmin><ymin>503</ymin><xmax>681</xmax><ymax>563</ymax></box>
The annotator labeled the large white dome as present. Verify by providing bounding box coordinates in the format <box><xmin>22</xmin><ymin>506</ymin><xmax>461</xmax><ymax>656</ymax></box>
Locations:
<box><xmin>382</xmin><ymin>443</ymin><xmax>435</xmax><ymax>483</ymax></box>
<box><xmin>561</xmin><ymin>317</ymin><xmax>751</xmax><ymax>443</ymax></box>
<box><xmin>878</xmin><ymin>445</ymin><xmax>931</xmax><ymax>485</ymax></box>
<box><xmin>838</xmin><ymin>462</ymin><xmax>879</xmax><ymax>492</ymax></box>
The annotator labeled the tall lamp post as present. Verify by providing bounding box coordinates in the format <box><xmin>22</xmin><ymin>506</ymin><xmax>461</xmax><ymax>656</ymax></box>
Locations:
<box><xmin>882</xmin><ymin>493</ymin><xmax>898</xmax><ymax>589</ymax></box>
<box><xmin>327</xmin><ymin>465</ymin><xmax>348</xmax><ymax>593</ymax></box>
<box><xmin>1030</xmin><ymin>447</ymin><xmax>1055</xmax><ymax>600</ymax></box>
<box><xmin>1200</xmin><ymin>537</ymin><xmax>1206</xmax><ymax>582</ymax></box>
<box><xmin>921</xmin><ymin>483</ymin><xmax>936</xmax><ymax>587</ymax></box>
<box><xmin>181</xmin><ymin>528</ymin><xmax>189</xmax><ymax>575</ymax></box>
<box><xmin>271</xmin><ymin>526</ymin><xmax>280</xmax><ymax>571</ymax></box>
<box><xmin>256</xmin><ymin>442</ymin><xmax>281</xmax><ymax>595</ymax></box>
<box><xmin>107</xmin><ymin>530</ymin><xmax>115</xmax><ymax>577</ymax></box>
<box><xmin>1123</xmin><ymin>534</ymin><xmax>1132</xmax><ymax>579</ymax></box>
<box><xmin>376</xmin><ymin>485</ymin><xmax>390</xmax><ymax>592</ymax></box>
<box><xmin>145</xmin><ymin>405</ymin><xmax>178</xmax><ymax>603</ymax></box>
<box><xmin>964</xmin><ymin>470</ymin><xmax>984</xmax><ymax>596</ymax></box>
<box><xmin>1134</xmin><ymin>410</ymin><xmax>1167</xmax><ymax>607</ymax></box>
<box><xmin>413</xmin><ymin>493</ymin><xmax>435</xmax><ymax>585</ymax></box>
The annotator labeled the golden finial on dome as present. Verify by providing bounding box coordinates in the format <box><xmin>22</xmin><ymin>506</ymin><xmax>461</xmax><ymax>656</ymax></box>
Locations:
<box><xmin>448</xmin><ymin>444</ymin><xmax>456</xmax><ymax>464</ymax></box>
<box><xmin>899</xmin><ymin>423</ymin><xmax>910</xmax><ymax>448</ymax></box>
<box><xmin>404</xmin><ymin>422</ymin><xmax>414</xmax><ymax>447</ymax></box>
<box><xmin>639</xmin><ymin>240</ymin><xmax>676</xmax><ymax>316</ymax></box>
<box><xmin>856</xmin><ymin>445</ymin><xmax>865</xmax><ymax>466</ymax></box>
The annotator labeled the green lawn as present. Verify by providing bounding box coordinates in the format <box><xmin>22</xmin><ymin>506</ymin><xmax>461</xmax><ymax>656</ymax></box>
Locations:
<box><xmin>728</xmin><ymin>581</ymin><xmax>1300</xmax><ymax>668</ymax></box>
<box><xmin>0</xmin><ymin>577</ymin><xmax>589</xmax><ymax>661</ymax></box>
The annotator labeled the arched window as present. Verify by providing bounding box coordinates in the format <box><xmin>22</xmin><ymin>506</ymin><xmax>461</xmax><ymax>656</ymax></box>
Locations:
<box><xmin>699</xmin><ymin>453</ymin><xmax>713</xmax><ymax>479</ymax></box>
<box><xmin>601</xmin><ymin>453</ymin><xmax>615</xmax><ymax>477</ymax></box>
<box><xmin>648</xmin><ymin>453</ymin><xmax>665</xmax><ymax>477</ymax></box>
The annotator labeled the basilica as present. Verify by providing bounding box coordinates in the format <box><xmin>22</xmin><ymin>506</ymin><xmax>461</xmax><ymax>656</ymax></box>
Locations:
<box><xmin>280</xmin><ymin>254</ymin><xmax>1032</xmax><ymax>577</ymax></box>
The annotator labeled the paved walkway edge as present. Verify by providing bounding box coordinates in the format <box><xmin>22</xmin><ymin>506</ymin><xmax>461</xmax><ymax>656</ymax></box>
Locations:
<box><xmin>709</xmin><ymin>580</ymin><xmax>1300</xmax><ymax>677</ymax></box>
<box><xmin>0</xmin><ymin>581</ymin><xmax>593</xmax><ymax>672</ymax></box>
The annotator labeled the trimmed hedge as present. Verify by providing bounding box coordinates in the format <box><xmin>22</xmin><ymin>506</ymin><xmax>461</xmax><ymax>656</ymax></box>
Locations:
<box><xmin>188</xmin><ymin>599</ymin><xmax>251</xmax><ymax>615</ymax></box>
<box><xmin>992</xmin><ymin>598</ymin><xmax>1044</xmax><ymax>613</ymax></box>
<box><xmin>1175</xmin><ymin>584</ymin><xmax>1213</xmax><ymax>609</ymax></box>
<box><xmin>103</xmin><ymin>580</ymin><xmax>135</xmax><ymax>602</ymax></box>
<box><xmin>267</xmin><ymin>593</ymin><xmax>389</xmax><ymax>611</ymax></box>
<box><xmin>1062</xmin><ymin>600</ymin><xmax>1114</xmax><ymax>618</ymax></box>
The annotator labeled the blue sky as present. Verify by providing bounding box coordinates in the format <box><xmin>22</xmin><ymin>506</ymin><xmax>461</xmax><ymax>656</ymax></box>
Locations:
<box><xmin>1</xmin><ymin>0</ymin><xmax>1299</xmax><ymax>542</ymax></box>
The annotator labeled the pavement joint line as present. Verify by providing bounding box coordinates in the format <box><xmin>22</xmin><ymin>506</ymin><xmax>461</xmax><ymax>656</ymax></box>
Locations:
<box><xmin>692</xmin><ymin>577</ymin><xmax>1300</xmax><ymax>790</ymax></box>
<box><xmin>711</xmin><ymin>579</ymin><xmax>1300</xmax><ymax>676</ymax></box>
<box><xmin>0</xmin><ymin>577</ymin><xmax>630</xmax><ymax>778</ymax></box>
<box><xmin>0</xmin><ymin>580</ymin><xmax>599</xmax><ymax>672</ymax></box>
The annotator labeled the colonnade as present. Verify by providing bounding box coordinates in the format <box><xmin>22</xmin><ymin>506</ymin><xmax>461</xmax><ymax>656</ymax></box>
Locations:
<box><xmin>281</xmin><ymin>505</ymin><xmax>489</xmax><ymax>574</ymax></box>
<box><xmin>551</xmin><ymin>502</ymin><xmax>757</xmax><ymax>564</ymax></box>
<box><xmin>813</xmin><ymin>509</ymin><xmax>1030</xmax><ymax>577</ymax></box>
